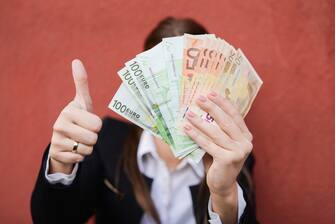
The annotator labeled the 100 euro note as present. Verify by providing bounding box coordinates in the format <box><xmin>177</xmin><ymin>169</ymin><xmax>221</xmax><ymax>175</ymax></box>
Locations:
<box><xmin>108</xmin><ymin>83</ymin><xmax>160</xmax><ymax>137</ymax></box>
<box><xmin>134</xmin><ymin>42</ymin><xmax>202</xmax><ymax>160</ymax></box>
<box><xmin>124</xmin><ymin>46</ymin><xmax>174</xmax><ymax>147</ymax></box>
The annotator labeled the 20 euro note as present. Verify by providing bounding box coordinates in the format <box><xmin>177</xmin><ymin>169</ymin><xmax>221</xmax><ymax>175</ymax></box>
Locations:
<box><xmin>108</xmin><ymin>83</ymin><xmax>160</xmax><ymax>137</ymax></box>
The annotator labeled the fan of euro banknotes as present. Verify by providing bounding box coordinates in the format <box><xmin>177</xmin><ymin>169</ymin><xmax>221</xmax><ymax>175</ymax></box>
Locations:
<box><xmin>109</xmin><ymin>34</ymin><xmax>263</xmax><ymax>162</ymax></box>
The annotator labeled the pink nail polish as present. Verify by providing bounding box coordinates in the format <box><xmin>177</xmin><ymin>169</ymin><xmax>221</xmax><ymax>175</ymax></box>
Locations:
<box><xmin>209</xmin><ymin>91</ymin><xmax>217</xmax><ymax>97</ymax></box>
<box><xmin>184</xmin><ymin>124</ymin><xmax>192</xmax><ymax>131</ymax></box>
<box><xmin>198</xmin><ymin>95</ymin><xmax>207</xmax><ymax>102</ymax></box>
<box><xmin>187</xmin><ymin>110</ymin><xmax>196</xmax><ymax>118</ymax></box>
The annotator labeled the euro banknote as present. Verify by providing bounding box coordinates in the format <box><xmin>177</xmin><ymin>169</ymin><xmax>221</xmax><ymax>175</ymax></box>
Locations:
<box><xmin>109</xmin><ymin>34</ymin><xmax>263</xmax><ymax>162</ymax></box>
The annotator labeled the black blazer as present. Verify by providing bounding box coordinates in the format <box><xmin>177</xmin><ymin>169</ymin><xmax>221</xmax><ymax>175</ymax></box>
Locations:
<box><xmin>31</xmin><ymin>117</ymin><xmax>258</xmax><ymax>224</ymax></box>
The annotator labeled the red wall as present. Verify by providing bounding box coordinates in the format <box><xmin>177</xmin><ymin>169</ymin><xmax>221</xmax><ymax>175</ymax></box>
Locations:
<box><xmin>0</xmin><ymin>0</ymin><xmax>334</xmax><ymax>223</ymax></box>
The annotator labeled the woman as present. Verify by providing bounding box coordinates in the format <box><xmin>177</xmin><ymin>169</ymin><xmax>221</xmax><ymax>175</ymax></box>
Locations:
<box><xmin>31</xmin><ymin>17</ymin><xmax>258</xmax><ymax>224</ymax></box>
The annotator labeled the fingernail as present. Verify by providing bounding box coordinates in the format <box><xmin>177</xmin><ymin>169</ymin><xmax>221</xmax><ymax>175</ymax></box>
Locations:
<box><xmin>198</xmin><ymin>95</ymin><xmax>207</xmax><ymax>102</ymax></box>
<box><xmin>187</xmin><ymin>110</ymin><xmax>196</xmax><ymax>118</ymax></box>
<box><xmin>208</xmin><ymin>91</ymin><xmax>218</xmax><ymax>97</ymax></box>
<box><xmin>184</xmin><ymin>124</ymin><xmax>192</xmax><ymax>131</ymax></box>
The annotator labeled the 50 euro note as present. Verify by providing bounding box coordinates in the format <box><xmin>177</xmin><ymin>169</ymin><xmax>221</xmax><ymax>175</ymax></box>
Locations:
<box><xmin>171</xmin><ymin>35</ymin><xmax>226</xmax><ymax>159</ymax></box>
<box><xmin>163</xmin><ymin>35</ymin><xmax>215</xmax><ymax>158</ymax></box>
<box><xmin>161</xmin><ymin>36</ymin><xmax>199</xmax><ymax>156</ymax></box>
<box><xmin>194</xmin><ymin>49</ymin><xmax>263</xmax><ymax>126</ymax></box>
<box><xmin>215</xmin><ymin>49</ymin><xmax>263</xmax><ymax>117</ymax></box>
<box><xmin>109</xmin><ymin>83</ymin><xmax>160</xmax><ymax>137</ymax></box>
<box><xmin>160</xmin><ymin>36</ymin><xmax>205</xmax><ymax>161</ymax></box>
<box><xmin>177</xmin><ymin>49</ymin><xmax>263</xmax><ymax>159</ymax></box>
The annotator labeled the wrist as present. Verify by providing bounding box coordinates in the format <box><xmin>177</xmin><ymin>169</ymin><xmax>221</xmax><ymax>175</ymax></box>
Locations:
<box><xmin>210</xmin><ymin>181</ymin><xmax>237</xmax><ymax>198</ymax></box>
<box><xmin>210</xmin><ymin>183</ymin><xmax>238</xmax><ymax>222</ymax></box>
<box><xmin>49</xmin><ymin>157</ymin><xmax>74</xmax><ymax>174</ymax></box>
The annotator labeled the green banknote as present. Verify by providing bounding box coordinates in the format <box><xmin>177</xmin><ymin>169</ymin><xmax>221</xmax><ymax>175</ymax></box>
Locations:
<box><xmin>109</xmin><ymin>83</ymin><xmax>159</xmax><ymax>137</ymax></box>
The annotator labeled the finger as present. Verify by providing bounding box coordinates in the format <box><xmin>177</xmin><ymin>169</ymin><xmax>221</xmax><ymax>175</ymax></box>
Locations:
<box><xmin>51</xmin><ymin>151</ymin><xmax>84</xmax><ymax>164</ymax></box>
<box><xmin>183</xmin><ymin>123</ymin><xmax>227</xmax><ymax>157</ymax></box>
<box><xmin>51</xmin><ymin>133</ymin><xmax>93</xmax><ymax>156</ymax></box>
<box><xmin>208</xmin><ymin>92</ymin><xmax>253</xmax><ymax>141</ymax></box>
<box><xmin>75</xmin><ymin>143</ymin><xmax>94</xmax><ymax>156</ymax></box>
<box><xmin>72</xmin><ymin>59</ymin><xmax>93</xmax><ymax>112</ymax></box>
<box><xmin>186</xmin><ymin>110</ymin><xmax>236</xmax><ymax>150</ymax></box>
<box><xmin>196</xmin><ymin>95</ymin><xmax>245</xmax><ymax>141</ymax></box>
<box><xmin>53</xmin><ymin>120</ymin><xmax>98</xmax><ymax>146</ymax></box>
<box><xmin>63</xmin><ymin>102</ymin><xmax>102</xmax><ymax>133</ymax></box>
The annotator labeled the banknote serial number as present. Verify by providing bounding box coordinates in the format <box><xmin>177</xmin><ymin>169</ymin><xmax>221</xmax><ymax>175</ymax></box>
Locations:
<box><xmin>112</xmin><ymin>100</ymin><xmax>141</xmax><ymax>119</ymax></box>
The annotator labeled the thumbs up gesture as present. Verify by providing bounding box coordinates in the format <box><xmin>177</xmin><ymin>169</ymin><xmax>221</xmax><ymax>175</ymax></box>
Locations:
<box><xmin>49</xmin><ymin>59</ymin><xmax>102</xmax><ymax>174</ymax></box>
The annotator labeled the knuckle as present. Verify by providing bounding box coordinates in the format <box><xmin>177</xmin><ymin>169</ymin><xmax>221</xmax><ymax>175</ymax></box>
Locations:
<box><xmin>61</xmin><ymin>106</ymin><xmax>73</xmax><ymax>117</ymax></box>
<box><xmin>212</xmin><ymin>131</ymin><xmax>224</xmax><ymax>144</ymax></box>
<box><xmin>243</xmin><ymin>140</ymin><xmax>253</xmax><ymax>153</ymax></box>
<box><xmin>50</xmin><ymin>136</ymin><xmax>61</xmax><ymax>148</ymax></box>
<box><xmin>202</xmin><ymin>138</ymin><xmax>212</xmax><ymax>149</ymax></box>
<box><xmin>248</xmin><ymin>132</ymin><xmax>253</xmax><ymax>141</ymax></box>
<box><xmin>77</xmin><ymin>156</ymin><xmax>85</xmax><ymax>162</ymax></box>
<box><xmin>232</xmin><ymin>112</ymin><xmax>242</xmax><ymax>122</ymax></box>
<box><xmin>189</xmin><ymin>130</ymin><xmax>197</xmax><ymax>140</ymax></box>
<box><xmin>81</xmin><ymin>146</ymin><xmax>93</xmax><ymax>155</ymax></box>
<box><xmin>234</xmin><ymin>151</ymin><xmax>246</xmax><ymax>162</ymax></box>
<box><xmin>86</xmin><ymin>146</ymin><xmax>94</xmax><ymax>155</ymax></box>
<box><xmin>222</xmin><ymin>137</ymin><xmax>234</xmax><ymax>146</ymax></box>
<box><xmin>206</xmin><ymin>103</ymin><xmax>216</xmax><ymax>114</ymax></box>
<box><xmin>50</xmin><ymin>134</ymin><xmax>57</xmax><ymax>144</ymax></box>
<box><xmin>247</xmin><ymin>141</ymin><xmax>254</xmax><ymax>154</ymax></box>
<box><xmin>87</xmin><ymin>133</ymin><xmax>98</xmax><ymax>145</ymax></box>
<box><xmin>49</xmin><ymin>150</ymin><xmax>57</xmax><ymax>160</ymax></box>
<box><xmin>53</xmin><ymin>120</ymin><xmax>64</xmax><ymax>132</ymax></box>
<box><xmin>212</xmin><ymin>135</ymin><xmax>221</xmax><ymax>143</ymax></box>
<box><xmin>92</xmin><ymin>116</ymin><xmax>103</xmax><ymax>132</ymax></box>
<box><xmin>220</xmin><ymin>117</ymin><xmax>233</xmax><ymax>129</ymax></box>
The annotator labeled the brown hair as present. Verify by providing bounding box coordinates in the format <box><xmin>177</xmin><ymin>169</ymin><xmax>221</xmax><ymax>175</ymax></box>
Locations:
<box><xmin>144</xmin><ymin>17</ymin><xmax>208</xmax><ymax>50</ymax></box>
<box><xmin>120</xmin><ymin>17</ymin><xmax>253</xmax><ymax>224</ymax></box>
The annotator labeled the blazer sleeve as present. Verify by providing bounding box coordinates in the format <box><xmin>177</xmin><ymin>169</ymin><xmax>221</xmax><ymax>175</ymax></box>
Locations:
<box><xmin>30</xmin><ymin>143</ymin><xmax>103</xmax><ymax>224</ymax></box>
<box><xmin>237</xmin><ymin>154</ymin><xmax>259</xmax><ymax>224</ymax></box>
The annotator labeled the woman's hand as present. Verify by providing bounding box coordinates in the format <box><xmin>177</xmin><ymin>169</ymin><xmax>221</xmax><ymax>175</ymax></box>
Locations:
<box><xmin>49</xmin><ymin>60</ymin><xmax>102</xmax><ymax>174</ymax></box>
<box><xmin>183</xmin><ymin>92</ymin><xmax>253</xmax><ymax>223</ymax></box>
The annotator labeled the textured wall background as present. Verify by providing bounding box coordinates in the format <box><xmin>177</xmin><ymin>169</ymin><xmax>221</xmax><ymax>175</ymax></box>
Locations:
<box><xmin>0</xmin><ymin>0</ymin><xmax>334</xmax><ymax>223</ymax></box>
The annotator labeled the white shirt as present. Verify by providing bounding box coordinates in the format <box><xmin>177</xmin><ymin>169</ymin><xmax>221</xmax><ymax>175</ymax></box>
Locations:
<box><xmin>46</xmin><ymin>130</ymin><xmax>246</xmax><ymax>223</ymax></box>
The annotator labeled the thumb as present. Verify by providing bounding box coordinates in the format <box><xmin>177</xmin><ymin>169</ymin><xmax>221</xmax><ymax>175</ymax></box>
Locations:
<box><xmin>72</xmin><ymin>59</ymin><xmax>93</xmax><ymax>112</ymax></box>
